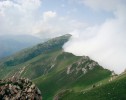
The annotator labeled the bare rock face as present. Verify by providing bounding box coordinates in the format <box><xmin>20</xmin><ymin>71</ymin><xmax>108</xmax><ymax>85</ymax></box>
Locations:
<box><xmin>0</xmin><ymin>78</ymin><xmax>42</xmax><ymax>100</ymax></box>
<box><xmin>67</xmin><ymin>66</ymin><xmax>72</xmax><ymax>74</ymax></box>
<box><xmin>82</xmin><ymin>68</ymin><xmax>87</xmax><ymax>74</ymax></box>
<box><xmin>66</xmin><ymin>56</ymin><xmax>99</xmax><ymax>75</ymax></box>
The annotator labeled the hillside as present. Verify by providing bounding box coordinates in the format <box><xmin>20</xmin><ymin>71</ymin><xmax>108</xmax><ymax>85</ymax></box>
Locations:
<box><xmin>59</xmin><ymin>72</ymin><xmax>126</xmax><ymax>100</ymax></box>
<box><xmin>0</xmin><ymin>34</ymin><xmax>112</xmax><ymax>100</ymax></box>
<box><xmin>0</xmin><ymin>34</ymin><xmax>71</xmax><ymax>67</ymax></box>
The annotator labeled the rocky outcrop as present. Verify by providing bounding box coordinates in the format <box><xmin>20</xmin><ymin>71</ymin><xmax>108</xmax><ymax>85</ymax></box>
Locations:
<box><xmin>109</xmin><ymin>71</ymin><xmax>118</xmax><ymax>82</ymax></box>
<box><xmin>66</xmin><ymin>56</ymin><xmax>99</xmax><ymax>75</ymax></box>
<box><xmin>67</xmin><ymin>66</ymin><xmax>72</xmax><ymax>74</ymax></box>
<box><xmin>0</xmin><ymin>78</ymin><xmax>42</xmax><ymax>100</ymax></box>
<box><xmin>82</xmin><ymin>68</ymin><xmax>87</xmax><ymax>74</ymax></box>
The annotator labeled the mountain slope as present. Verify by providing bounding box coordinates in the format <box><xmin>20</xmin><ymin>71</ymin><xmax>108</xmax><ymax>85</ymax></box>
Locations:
<box><xmin>59</xmin><ymin>72</ymin><xmax>126</xmax><ymax>100</ymax></box>
<box><xmin>1</xmin><ymin>34</ymin><xmax>71</xmax><ymax>67</ymax></box>
<box><xmin>0</xmin><ymin>34</ymin><xmax>112</xmax><ymax>100</ymax></box>
<box><xmin>0</xmin><ymin>34</ymin><xmax>72</xmax><ymax>79</ymax></box>
<box><xmin>33</xmin><ymin>57</ymin><xmax>111</xmax><ymax>100</ymax></box>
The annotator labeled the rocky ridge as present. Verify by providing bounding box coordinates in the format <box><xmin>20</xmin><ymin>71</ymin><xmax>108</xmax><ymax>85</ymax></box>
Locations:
<box><xmin>67</xmin><ymin>56</ymin><xmax>99</xmax><ymax>75</ymax></box>
<box><xmin>0</xmin><ymin>78</ymin><xmax>42</xmax><ymax>100</ymax></box>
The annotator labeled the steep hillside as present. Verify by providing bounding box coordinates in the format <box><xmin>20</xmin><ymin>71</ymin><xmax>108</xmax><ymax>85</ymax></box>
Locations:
<box><xmin>59</xmin><ymin>73</ymin><xmax>126</xmax><ymax>100</ymax></box>
<box><xmin>33</xmin><ymin>55</ymin><xmax>111</xmax><ymax>100</ymax></box>
<box><xmin>0</xmin><ymin>34</ymin><xmax>72</xmax><ymax>79</ymax></box>
<box><xmin>0</xmin><ymin>34</ymin><xmax>71</xmax><ymax>67</ymax></box>
<box><xmin>0</xmin><ymin>34</ymin><xmax>112</xmax><ymax>100</ymax></box>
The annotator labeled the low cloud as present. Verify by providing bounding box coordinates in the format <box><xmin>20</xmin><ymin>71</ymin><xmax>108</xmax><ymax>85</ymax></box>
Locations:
<box><xmin>64</xmin><ymin>0</ymin><xmax>126</xmax><ymax>74</ymax></box>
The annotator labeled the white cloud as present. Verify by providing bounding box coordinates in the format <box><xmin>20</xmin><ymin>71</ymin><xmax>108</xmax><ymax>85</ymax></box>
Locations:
<box><xmin>64</xmin><ymin>0</ymin><xmax>126</xmax><ymax>74</ymax></box>
<box><xmin>35</xmin><ymin>16</ymin><xmax>88</xmax><ymax>38</ymax></box>
<box><xmin>43</xmin><ymin>11</ymin><xmax>57</xmax><ymax>22</ymax></box>
<box><xmin>0</xmin><ymin>0</ymin><xmax>42</xmax><ymax>36</ymax></box>
<box><xmin>0</xmin><ymin>0</ymin><xmax>87</xmax><ymax>39</ymax></box>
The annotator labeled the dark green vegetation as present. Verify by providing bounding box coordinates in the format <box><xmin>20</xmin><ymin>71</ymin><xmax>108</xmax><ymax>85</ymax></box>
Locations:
<box><xmin>0</xmin><ymin>34</ymin><xmax>125</xmax><ymax>100</ymax></box>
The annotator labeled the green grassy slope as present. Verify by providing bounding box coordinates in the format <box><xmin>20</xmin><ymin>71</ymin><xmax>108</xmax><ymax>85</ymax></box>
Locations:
<box><xmin>29</xmin><ymin>48</ymin><xmax>111</xmax><ymax>100</ymax></box>
<box><xmin>0</xmin><ymin>34</ymin><xmax>71</xmax><ymax>79</ymax></box>
<box><xmin>0</xmin><ymin>34</ymin><xmax>71</xmax><ymax>67</ymax></box>
<box><xmin>34</xmin><ymin>65</ymin><xmax>111</xmax><ymax>100</ymax></box>
<box><xmin>0</xmin><ymin>34</ymin><xmax>112</xmax><ymax>100</ymax></box>
<box><xmin>59</xmin><ymin>73</ymin><xmax>126</xmax><ymax>100</ymax></box>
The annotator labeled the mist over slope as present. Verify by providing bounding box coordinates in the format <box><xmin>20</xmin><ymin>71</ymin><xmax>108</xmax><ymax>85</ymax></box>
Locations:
<box><xmin>63</xmin><ymin>0</ymin><xmax>126</xmax><ymax>74</ymax></box>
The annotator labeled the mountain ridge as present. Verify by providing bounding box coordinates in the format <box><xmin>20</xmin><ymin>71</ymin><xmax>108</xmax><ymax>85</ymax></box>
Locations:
<box><xmin>1</xmin><ymin>34</ymin><xmax>123</xmax><ymax>100</ymax></box>
<box><xmin>1</xmin><ymin>34</ymin><xmax>71</xmax><ymax>67</ymax></box>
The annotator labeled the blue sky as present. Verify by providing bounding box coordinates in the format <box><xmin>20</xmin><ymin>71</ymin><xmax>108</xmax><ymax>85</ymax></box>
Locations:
<box><xmin>40</xmin><ymin>0</ymin><xmax>114</xmax><ymax>25</ymax></box>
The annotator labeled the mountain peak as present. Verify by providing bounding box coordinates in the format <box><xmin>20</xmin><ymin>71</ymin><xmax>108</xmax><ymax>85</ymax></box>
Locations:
<box><xmin>1</xmin><ymin>34</ymin><xmax>71</xmax><ymax>66</ymax></box>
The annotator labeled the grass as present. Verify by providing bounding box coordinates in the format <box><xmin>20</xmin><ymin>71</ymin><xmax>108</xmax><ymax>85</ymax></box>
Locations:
<box><xmin>33</xmin><ymin>63</ymin><xmax>111</xmax><ymax>100</ymax></box>
<box><xmin>0</xmin><ymin>34</ymin><xmax>116</xmax><ymax>100</ymax></box>
<box><xmin>59</xmin><ymin>73</ymin><xmax>126</xmax><ymax>100</ymax></box>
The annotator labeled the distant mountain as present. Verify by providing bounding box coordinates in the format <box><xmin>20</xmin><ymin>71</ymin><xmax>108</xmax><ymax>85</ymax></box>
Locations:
<box><xmin>0</xmin><ymin>35</ymin><xmax>44</xmax><ymax>59</ymax></box>
<box><xmin>0</xmin><ymin>34</ymin><xmax>125</xmax><ymax>100</ymax></box>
